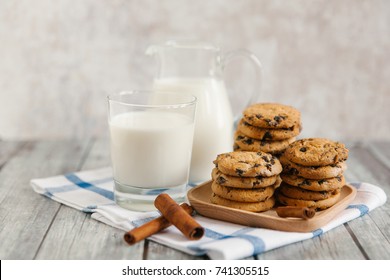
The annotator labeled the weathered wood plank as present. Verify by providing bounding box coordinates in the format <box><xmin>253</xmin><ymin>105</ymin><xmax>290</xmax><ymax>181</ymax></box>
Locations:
<box><xmin>341</xmin><ymin>143</ymin><xmax>390</xmax><ymax>259</ymax></box>
<box><xmin>0</xmin><ymin>140</ymin><xmax>89</xmax><ymax>259</ymax></box>
<box><xmin>0</xmin><ymin>141</ymin><xmax>26</xmax><ymax>169</ymax></box>
<box><xmin>35</xmin><ymin>137</ymin><xmax>145</xmax><ymax>259</ymax></box>
<box><xmin>78</xmin><ymin>137</ymin><xmax>111</xmax><ymax>170</ymax></box>
<box><xmin>35</xmin><ymin>204</ymin><xmax>144</xmax><ymax>259</ymax></box>
<box><xmin>366</xmin><ymin>141</ymin><xmax>390</xmax><ymax>170</ymax></box>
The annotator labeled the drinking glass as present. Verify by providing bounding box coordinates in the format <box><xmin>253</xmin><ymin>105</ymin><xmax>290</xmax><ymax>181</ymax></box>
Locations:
<box><xmin>107</xmin><ymin>91</ymin><xmax>197</xmax><ymax>211</ymax></box>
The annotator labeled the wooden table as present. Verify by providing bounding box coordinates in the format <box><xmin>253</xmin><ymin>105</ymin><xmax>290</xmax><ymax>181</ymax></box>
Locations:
<box><xmin>1</xmin><ymin>139</ymin><xmax>389</xmax><ymax>260</ymax></box>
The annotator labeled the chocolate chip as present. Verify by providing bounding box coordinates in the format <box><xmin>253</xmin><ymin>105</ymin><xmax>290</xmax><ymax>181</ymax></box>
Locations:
<box><xmin>298</xmin><ymin>179</ymin><xmax>311</xmax><ymax>187</ymax></box>
<box><xmin>263</xmin><ymin>131</ymin><xmax>273</xmax><ymax>140</ymax></box>
<box><xmin>288</xmin><ymin>168</ymin><xmax>299</xmax><ymax>175</ymax></box>
<box><xmin>235</xmin><ymin>168</ymin><xmax>244</xmax><ymax>176</ymax></box>
<box><xmin>270</xmin><ymin>158</ymin><xmax>276</xmax><ymax>165</ymax></box>
<box><xmin>265</xmin><ymin>163</ymin><xmax>272</xmax><ymax>171</ymax></box>
<box><xmin>256</xmin><ymin>114</ymin><xmax>262</xmax><ymax>119</ymax></box>
<box><xmin>243</xmin><ymin>138</ymin><xmax>254</xmax><ymax>145</ymax></box>
<box><xmin>318</xmin><ymin>179</ymin><xmax>325</xmax><ymax>185</ymax></box>
<box><xmin>254</xmin><ymin>163</ymin><xmax>260</xmax><ymax>167</ymax></box>
<box><xmin>274</xmin><ymin>116</ymin><xmax>282</xmax><ymax>123</ymax></box>
<box><xmin>300</xmin><ymin>147</ymin><xmax>307</xmax><ymax>152</ymax></box>
<box><xmin>217</xmin><ymin>176</ymin><xmax>227</xmax><ymax>184</ymax></box>
<box><xmin>336</xmin><ymin>176</ymin><xmax>342</xmax><ymax>182</ymax></box>
<box><xmin>236</xmin><ymin>135</ymin><xmax>245</xmax><ymax>140</ymax></box>
<box><xmin>261</xmin><ymin>156</ymin><xmax>270</xmax><ymax>162</ymax></box>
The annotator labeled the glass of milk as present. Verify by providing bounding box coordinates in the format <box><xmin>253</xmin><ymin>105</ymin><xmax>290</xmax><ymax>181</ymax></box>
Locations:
<box><xmin>107</xmin><ymin>91</ymin><xmax>197</xmax><ymax>211</ymax></box>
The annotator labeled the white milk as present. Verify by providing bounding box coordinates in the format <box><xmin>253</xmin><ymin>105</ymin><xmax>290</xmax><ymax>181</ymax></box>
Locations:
<box><xmin>109</xmin><ymin>111</ymin><xmax>194</xmax><ymax>188</ymax></box>
<box><xmin>153</xmin><ymin>78</ymin><xmax>234</xmax><ymax>183</ymax></box>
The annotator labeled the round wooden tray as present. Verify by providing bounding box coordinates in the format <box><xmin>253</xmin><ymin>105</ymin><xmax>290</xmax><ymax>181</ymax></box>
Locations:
<box><xmin>187</xmin><ymin>180</ymin><xmax>357</xmax><ymax>232</ymax></box>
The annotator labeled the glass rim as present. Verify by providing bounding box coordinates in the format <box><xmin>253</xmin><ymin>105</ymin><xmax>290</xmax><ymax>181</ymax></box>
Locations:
<box><xmin>107</xmin><ymin>90</ymin><xmax>197</xmax><ymax>109</ymax></box>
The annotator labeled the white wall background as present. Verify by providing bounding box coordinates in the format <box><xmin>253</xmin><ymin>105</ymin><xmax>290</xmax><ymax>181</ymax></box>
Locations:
<box><xmin>0</xmin><ymin>0</ymin><xmax>389</xmax><ymax>141</ymax></box>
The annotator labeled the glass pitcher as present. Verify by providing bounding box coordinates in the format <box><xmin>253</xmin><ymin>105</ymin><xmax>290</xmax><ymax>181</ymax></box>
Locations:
<box><xmin>146</xmin><ymin>40</ymin><xmax>262</xmax><ymax>184</ymax></box>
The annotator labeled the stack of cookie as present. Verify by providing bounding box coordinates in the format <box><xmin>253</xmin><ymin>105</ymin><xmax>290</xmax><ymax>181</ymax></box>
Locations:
<box><xmin>234</xmin><ymin>103</ymin><xmax>302</xmax><ymax>156</ymax></box>
<box><xmin>210</xmin><ymin>151</ymin><xmax>282</xmax><ymax>212</ymax></box>
<box><xmin>277</xmin><ymin>138</ymin><xmax>349</xmax><ymax>211</ymax></box>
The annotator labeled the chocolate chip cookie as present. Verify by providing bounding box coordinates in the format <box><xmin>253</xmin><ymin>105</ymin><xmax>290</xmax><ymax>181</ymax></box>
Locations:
<box><xmin>280</xmin><ymin>154</ymin><xmax>347</xmax><ymax>179</ymax></box>
<box><xmin>280</xmin><ymin>174</ymin><xmax>345</xmax><ymax>192</ymax></box>
<box><xmin>279</xmin><ymin>182</ymin><xmax>341</xmax><ymax>201</ymax></box>
<box><xmin>234</xmin><ymin>131</ymin><xmax>295</xmax><ymax>155</ymax></box>
<box><xmin>211</xmin><ymin>181</ymin><xmax>276</xmax><ymax>202</ymax></box>
<box><xmin>243</xmin><ymin>103</ymin><xmax>301</xmax><ymax>129</ymax></box>
<box><xmin>210</xmin><ymin>193</ymin><xmax>275</xmax><ymax>212</ymax></box>
<box><xmin>214</xmin><ymin>151</ymin><xmax>282</xmax><ymax>177</ymax></box>
<box><xmin>277</xmin><ymin>191</ymin><xmax>341</xmax><ymax>211</ymax></box>
<box><xmin>237</xmin><ymin>119</ymin><xmax>302</xmax><ymax>141</ymax></box>
<box><xmin>283</xmin><ymin>138</ymin><xmax>349</xmax><ymax>167</ymax></box>
<box><xmin>211</xmin><ymin>168</ymin><xmax>279</xmax><ymax>189</ymax></box>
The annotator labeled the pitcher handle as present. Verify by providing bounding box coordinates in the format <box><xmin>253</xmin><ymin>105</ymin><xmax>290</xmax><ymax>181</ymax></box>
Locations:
<box><xmin>220</xmin><ymin>49</ymin><xmax>263</xmax><ymax>127</ymax></box>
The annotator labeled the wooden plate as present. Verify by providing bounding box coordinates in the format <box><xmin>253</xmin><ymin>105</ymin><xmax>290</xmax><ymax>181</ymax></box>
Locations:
<box><xmin>187</xmin><ymin>181</ymin><xmax>357</xmax><ymax>232</ymax></box>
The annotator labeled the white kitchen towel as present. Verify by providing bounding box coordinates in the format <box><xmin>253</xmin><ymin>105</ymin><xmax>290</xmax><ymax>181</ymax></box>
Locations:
<box><xmin>30</xmin><ymin>167</ymin><xmax>387</xmax><ymax>260</ymax></box>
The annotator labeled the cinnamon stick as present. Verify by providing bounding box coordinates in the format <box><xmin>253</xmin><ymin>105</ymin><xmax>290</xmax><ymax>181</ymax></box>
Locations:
<box><xmin>154</xmin><ymin>193</ymin><xmax>205</xmax><ymax>240</ymax></box>
<box><xmin>276</xmin><ymin>206</ymin><xmax>316</xmax><ymax>219</ymax></box>
<box><xmin>124</xmin><ymin>203</ymin><xmax>194</xmax><ymax>245</ymax></box>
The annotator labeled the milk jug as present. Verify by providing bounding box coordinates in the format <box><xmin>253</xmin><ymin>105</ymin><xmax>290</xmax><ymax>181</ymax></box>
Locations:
<box><xmin>146</xmin><ymin>40</ymin><xmax>262</xmax><ymax>184</ymax></box>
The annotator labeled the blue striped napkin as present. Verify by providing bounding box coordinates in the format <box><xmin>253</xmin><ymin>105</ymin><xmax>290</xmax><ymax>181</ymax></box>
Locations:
<box><xmin>30</xmin><ymin>167</ymin><xmax>387</xmax><ymax>260</ymax></box>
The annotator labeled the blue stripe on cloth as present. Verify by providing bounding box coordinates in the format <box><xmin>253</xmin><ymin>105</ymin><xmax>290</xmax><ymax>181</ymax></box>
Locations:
<box><xmin>202</xmin><ymin>228</ymin><xmax>266</xmax><ymax>255</ymax></box>
<box><xmin>312</xmin><ymin>228</ymin><xmax>323</xmax><ymax>237</ymax></box>
<box><xmin>81</xmin><ymin>205</ymin><xmax>98</xmax><ymax>213</ymax></box>
<box><xmin>205</xmin><ymin>228</ymin><xmax>226</xmax><ymax>239</ymax></box>
<box><xmin>235</xmin><ymin>234</ymin><xmax>265</xmax><ymax>255</ymax></box>
<box><xmin>65</xmin><ymin>173</ymin><xmax>114</xmax><ymax>201</ymax></box>
<box><xmin>347</xmin><ymin>204</ymin><xmax>369</xmax><ymax>217</ymax></box>
<box><xmin>43</xmin><ymin>191</ymin><xmax>53</xmax><ymax>198</ymax></box>
<box><xmin>186</xmin><ymin>246</ymin><xmax>207</xmax><ymax>256</ymax></box>
<box><xmin>44</xmin><ymin>177</ymin><xmax>113</xmax><ymax>195</ymax></box>
<box><xmin>131</xmin><ymin>214</ymin><xmax>160</xmax><ymax>227</ymax></box>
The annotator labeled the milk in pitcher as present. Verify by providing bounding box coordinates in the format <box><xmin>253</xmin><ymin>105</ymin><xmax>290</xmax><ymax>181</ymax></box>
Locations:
<box><xmin>153</xmin><ymin>78</ymin><xmax>234</xmax><ymax>184</ymax></box>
